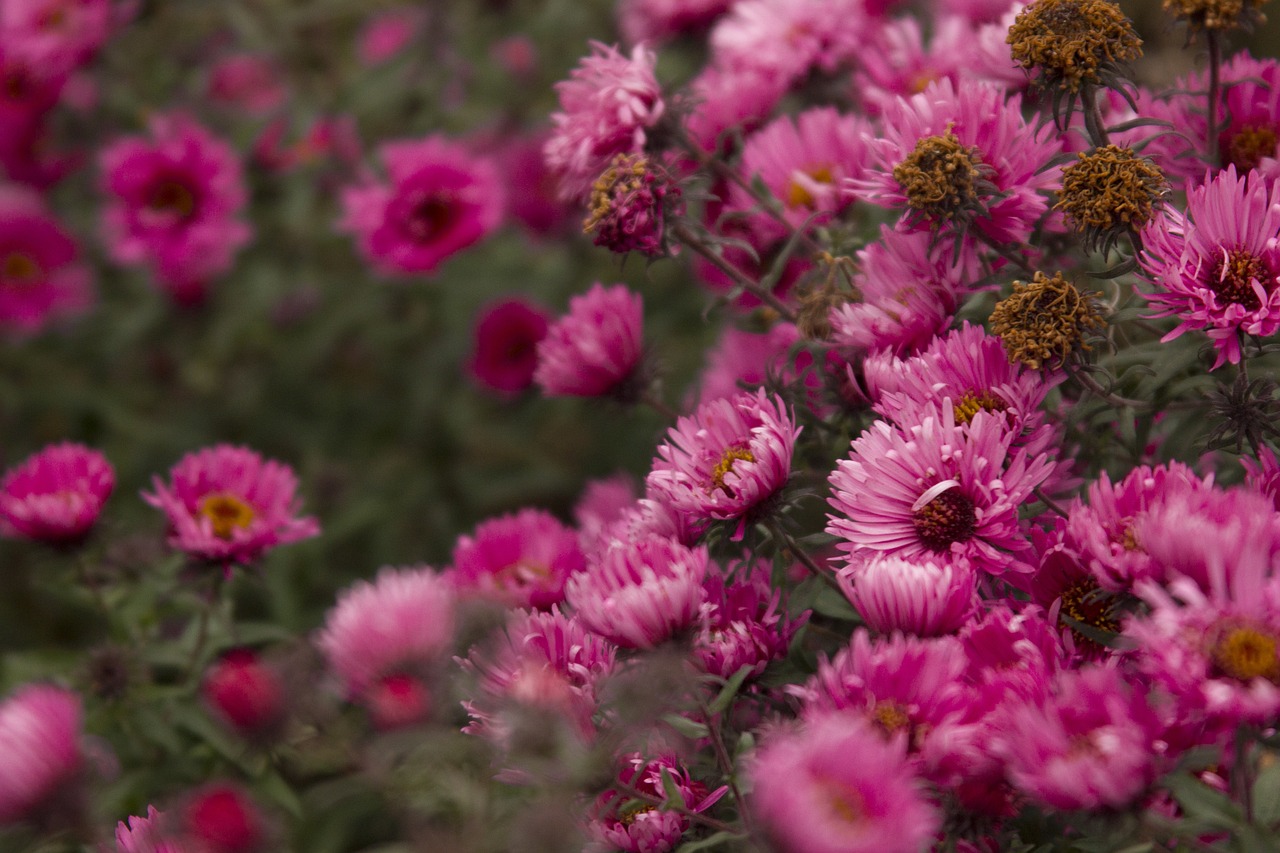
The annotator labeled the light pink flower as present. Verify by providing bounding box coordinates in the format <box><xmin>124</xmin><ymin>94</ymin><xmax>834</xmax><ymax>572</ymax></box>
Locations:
<box><xmin>588</xmin><ymin>753</ymin><xmax>724</xmax><ymax>853</ymax></box>
<box><xmin>749</xmin><ymin>713</ymin><xmax>940</xmax><ymax>853</ymax></box>
<box><xmin>356</xmin><ymin>8</ymin><xmax>423</xmax><ymax>66</ymax></box>
<box><xmin>708</xmin><ymin>0</ymin><xmax>867</xmax><ymax>87</ymax></box>
<box><xmin>1139</xmin><ymin>165</ymin><xmax>1280</xmax><ymax>368</ymax></box>
<box><xmin>142</xmin><ymin>445</ymin><xmax>319</xmax><ymax>566</ymax></box>
<box><xmin>0</xmin><ymin>684</ymin><xmax>83</xmax><ymax>825</ymax></box>
<box><xmin>694</xmin><ymin>558</ymin><xmax>805</xmax><ymax>678</ymax></box>
<box><xmin>0</xmin><ymin>0</ymin><xmax>113</xmax><ymax>74</ymax></box>
<box><xmin>467</xmin><ymin>297</ymin><xmax>550</xmax><ymax>397</ymax></box>
<box><xmin>681</xmin><ymin>63</ymin><xmax>787</xmax><ymax>155</ymax></box>
<box><xmin>839</xmin><ymin>553</ymin><xmax>977</xmax><ymax>637</ymax></box>
<box><xmin>448</xmin><ymin>508</ymin><xmax>586</xmax><ymax>610</ymax></box>
<box><xmin>534</xmin><ymin>282</ymin><xmax>644</xmax><ymax>398</ymax></box>
<box><xmin>0</xmin><ymin>442</ymin><xmax>113</xmax><ymax>544</ymax></box>
<box><xmin>115</xmin><ymin>806</ymin><xmax>185</xmax><ymax>853</ymax></box>
<box><xmin>0</xmin><ymin>185</ymin><xmax>93</xmax><ymax>332</ymax></box>
<box><xmin>573</xmin><ymin>474</ymin><xmax>639</xmax><ymax>548</ymax></box>
<box><xmin>339</xmin><ymin>135</ymin><xmax>504</xmax><ymax>277</ymax></box>
<box><xmin>695</xmin><ymin>321</ymin><xmax>800</xmax><ymax>406</ymax></box>
<box><xmin>544</xmin><ymin>42</ymin><xmax>665</xmax><ymax>201</ymax></box>
<box><xmin>566</xmin><ymin>535</ymin><xmax>708</xmax><ymax>649</ymax></box>
<box><xmin>316</xmin><ymin>566</ymin><xmax>456</xmax><ymax>700</ymax></box>
<box><xmin>99</xmin><ymin>113</ymin><xmax>251</xmax><ymax>303</ymax></box>
<box><xmin>1243</xmin><ymin>444</ymin><xmax>1280</xmax><ymax>511</ymax></box>
<box><xmin>206</xmin><ymin>54</ymin><xmax>286</xmax><ymax>117</ymax></box>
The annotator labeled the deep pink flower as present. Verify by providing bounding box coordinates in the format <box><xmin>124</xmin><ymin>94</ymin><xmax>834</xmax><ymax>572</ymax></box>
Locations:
<box><xmin>178</xmin><ymin>784</ymin><xmax>266</xmax><ymax>853</ymax></box>
<box><xmin>99</xmin><ymin>113</ymin><xmax>251</xmax><ymax>303</ymax></box>
<box><xmin>1139</xmin><ymin>165</ymin><xmax>1280</xmax><ymax>368</ymax></box>
<box><xmin>838</xmin><ymin>553</ymin><xmax>976</xmax><ymax>637</ymax></box>
<box><xmin>206</xmin><ymin>54</ymin><xmax>286</xmax><ymax>117</ymax></box>
<box><xmin>544</xmin><ymin>42</ymin><xmax>665</xmax><ymax>201</ymax></box>
<box><xmin>0</xmin><ymin>442</ymin><xmax>112</xmax><ymax>544</ymax></box>
<box><xmin>749</xmin><ymin>713</ymin><xmax>940</xmax><ymax>853</ymax></box>
<box><xmin>694</xmin><ymin>558</ymin><xmax>805</xmax><ymax>678</ymax></box>
<box><xmin>588</xmin><ymin>753</ymin><xmax>724</xmax><ymax>853</ymax></box>
<box><xmin>356</xmin><ymin>7</ymin><xmax>422</xmax><ymax>66</ymax></box>
<box><xmin>0</xmin><ymin>186</ymin><xmax>93</xmax><ymax>332</ymax></box>
<box><xmin>496</xmin><ymin>132</ymin><xmax>574</xmax><ymax>239</ymax></box>
<box><xmin>566</xmin><ymin>535</ymin><xmax>708</xmax><ymax>649</ymax></box>
<box><xmin>648</xmin><ymin>389</ymin><xmax>798</xmax><ymax>536</ymax></box>
<box><xmin>448</xmin><ymin>508</ymin><xmax>586</xmax><ymax>610</ymax></box>
<box><xmin>0</xmin><ymin>684</ymin><xmax>83</xmax><ymax>825</ymax></box>
<box><xmin>142</xmin><ymin>445</ymin><xmax>319</xmax><ymax>566</ymax></box>
<box><xmin>1243</xmin><ymin>444</ymin><xmax>1280</xmax><ymax>511</ymax></box>
<box><xmin>961</xmin><ymin>602</ymin><xmax>1065</xmax><ymax>703</ymax></box>
<box><xmin>826</xmin><ymin>408</ymin><xmax>1056</xmax><ymax>575</ymax></box>
<box><xmin>202</xmin><ymin>649</ymin><xmax>286</xmax><ymax>741</ymax></box>
<box><xmin>467</xmin><ymin>297</ymin><xmax>550</xmax><ymax>397</ymax></box>
<box><xmin>364</xmin><ymin>673</ymin><xmax>432</xmax><ymax>730</ymax></box>
<box><xmin>619</xmin><ymin>0</ymin><xmax>733</xmax><ymax>44</ymax></box>
<box><xmin>0</xmin><ymin>0</ymin><xmax>113</xmax><ymax>74</ymax></box>
<box><xmin>340</xmin><ymin>135</ymin><xmax>504</xmax><ymax>277</ymax></box>
<box><xmin>534</xmin><ymin>282</ymin><xmax>644</xmax><ymax>398</ymax></box>
<box><xmin>316</xmin><ymin>566</ymin><xmax>456</xmax><ymax>701</ymax></box>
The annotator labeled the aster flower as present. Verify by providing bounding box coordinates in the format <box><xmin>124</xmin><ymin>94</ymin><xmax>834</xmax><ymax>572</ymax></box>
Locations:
<box><xmin>534</xmin><ymin>282</ymin><xmax>645</xmax><ymax>399</ymax></box>
<box><xmin>583</xmin><ymin>154</ymin><xmax>682</xmax><ymax>257</ymax></box>
<box><xmin>647</xmin><ymin>388</ymin><xmax>799</xmax><ymax>537</ymax></box>
<box><xmin>619</xmin><ymin>0</ymin><xmax>733</xmax><ymax>45</ymax></box>
<box><xmin>838</xmin><ymin>553</ymin><xmax>977</xmax><ymax>637</ymax></box>
<box><xmin>1005</xmin><ymin>0</ymin><xmax>1142</xmax><ymax>98</ymax></box>
<box><xmin>99</xmin><ymin>113</ymin><xmax>251</xmax><ymax>304</ymax></box>
<box><xmin>681</xmin><ymin>63</ymin><xmax>787</xmax><ymax>155</ymax></box>
<box><xmin>142</xmin><ymin>445</ymin><xmax>319</xmax><ymax>567</ymax></box>
<box><xmin>0</xmin><ymin>684</ymin><xmax>83</xmax><ymax>826</ymax></box>
<box><xmin>339</xmin><ymin>135</ymin><xmax>504</xmax><ymax>278</ymax></box>
<box><xmin>543</xmin><ymin>42</ymin><xmax>665</xmax><ymax>202</ymax></box>
<box><xmin>1139</xmin><ymin>165</ymin><xmax>1280</xmax><ymax>368</ymax></box>
<box><xmin>1242</xmin><ymin>444</ymin><xmax>1280</xmax><ymax>511</ymax></box>
<box><xmin>176</xmin><ymin>783</ymin><xmax>267</xmax><ymax>853</ymax></box>
<box><xmin>356</xmin><ymin>7</ymin><xmax>423</xmax><ymax>66</ymax></box>
<box><xmin>587</xmin><ymin>753</ymin><xmax>724</xmax><ymax>853</ymax></box>
<box><xmin>116</xmin><ymin>806</ymin><xmax>185</xmax><ymax>853</ymax></box>
<box><xmin>467</xmin><ymin>297</ymin><xmax>550</xmax><ymax>397</ymax></box>
<box><xmin>1056</xmin><ymin>144</ymin><xmax>1167</xmax><ymax>254</ymax></box>
<box><xmin>201</xmin><ymin>649</ymin><xmax>286</xmax><ymax>742</ymax></box>
<box><xmin>565</xmin><ymin>534</ymin><xmax>708</xmax><ymax>649</ymax></box>
<box><xmin>316</xmin><ymin>566</ymin><xmax>456</xmax><ymax>702</ymax></box>
<box><xmin>694</xmin><ymin>558</ymin><xmax>806</xmax><ymax>678</ymax></box>
<box><xmin>581</xmin><ymin>487</ymin><xmax>704</xmax><ymax>559</ymax></box>
<box><xmin>0</xmin><ymin>185</ymin><xmax>93</xmax><ymax>332</ymax></box>
<box><xmin>708</xmin><ymin>0</ymin><xmax>868</xmax><ymax>87</ymax></box>
<box><xmin>990</xmin><ymin>270</ymin><xmax>1105</xmax><ymax>370</ymax></box>
<box><xmin>0</xmin><ymin>0</ymin><xmax>114</xmax><ymax>75</ymax></box>
<box><xmin>827</xmin><ymin>408</ymin><xmax>1056</xmax><ymax>576</ymax></box>
<box><xmin>749</xmin><ymin>713</ymin><xmax>941</xmax><ymax>853</ymax></box>
<box><xmin>205</xmin><ymin>54</ymin><xmax>287</xmax><ymax>117</ymax></box>
<box><xmin>961</xmin><ymin>602</ymin><xmax>1066</xmax><ymax>702</ymax></box>
<box><xmin>448</xmin><ymin>508</ymin><xmax>586</xmax><ymax>610</ymax></box>
<box><xmin>0</xmin><ymin>442</ymin><xmax>113</xmax><ymax>544</ymax></box>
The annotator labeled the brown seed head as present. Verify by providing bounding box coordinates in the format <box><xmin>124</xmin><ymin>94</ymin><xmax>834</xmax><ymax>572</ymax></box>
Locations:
<box><xmin>1055</xmin><ymin>144</ymin><xmax>1167</xmax><ymax>254</ymax></box>
<box><xmin>892</xmin><ymin>129</ymin><xmax>993</xmax><ymax>226</ymax></box>
<box><xmin>990</xmin><ymin>271</ymin><xmax>1105</xmax><ymax>370</ymax></box>
<box><xmin>1163</xmin><ymin>0</ymin><xmax>1268</xmax><ymax>32</ymax></box>
<box><xmin>1007</xmin><ymin>0</ymin><xmax>1143</xmax><ymax>93</ymax></box>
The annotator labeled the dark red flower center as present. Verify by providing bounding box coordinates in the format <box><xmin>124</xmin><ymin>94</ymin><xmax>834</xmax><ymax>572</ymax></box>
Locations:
<box><xmin>405</xmin><ymin>194</ymin><xmax>456</xmax><ymax>242</ymax></box>
<box><xmin>912</xmin><ymin>487</ymin><xmax>977</xmax><ymax>551</ymax></box>
<box><xmin>147</xmin><ymin>178</ymin><xmax>198</xmax><ymax>221</ymax></box>
<box><xmin>1208</xmin><ymin>247</ymin><xmax>1272</xmax><ymax>311</ymax></box>
<box><xmin>1221</xmin><ymin>122</ymin><xmax>1278</xmax><ymax>174</ymax></box>
<box><xmin>2</xmin><ymin>67</ymin><xmax>32</xmax><ymax>101</ymax></box>
<box><xmin>1</xmin><ymin>252</ymin><xmax>41</xmax><ymax>286</ymax></box>
<box><xmin>1059</xmin><ymin>577</ymin><xmax>1119</xmax><ymax>652</ymax></box>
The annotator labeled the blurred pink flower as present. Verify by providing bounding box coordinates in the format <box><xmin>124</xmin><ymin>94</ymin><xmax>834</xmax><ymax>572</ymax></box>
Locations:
<box><xmin>0</xmin><ymin>441</ymin><xmax>113</xmax><ymax>544</ymax></box>
<box><xmin>99</xmin><ymin>113</ymin><xmax>251</xmax><ymax>304</ymax></box>
<box><xmin>448</xmin><ymin>508</ymin><xmax>586</xmax><ymax>610</ymax></box>
<box><xmin>178</xmin><ymin>783</ymin><xmax>266</xmax><ymax>853</ymax></box>
<box><xmin>202</xmin><ymin>649</ymin><xmax>286</xmax><ymax>741</ymax></box>
<box><xmin>115</xmin><ymin>806</ymin><xmax>183</xmax><ymax>853</ymax></box>
<box><xmin>142</xmin><ymin>445</ymin><xmax>319</xmax><ymax>566</ymax></box>
<box><xmin>0</xmin><ymin>684</ymin><xmax>83</xmax><ymax>826</ymax></box>
<box><xmin>709</xmin><ymin>0</ymin><xmax>867</xmax><ymax>86</ymax></box>
<box><xmin>0</xmin><ymin>0</ymin><xmax>113</xmax><ymax>74</ymax></box>
<box><xmin>206</xmin><ymin>54</ymin><xmax>286</xmax><ymax>117</ymax></box>
<box><xmin>681</xmin><ymin>63</ymin><xmax>786</xmax><ymax>155</ymax></box>
<box><xmin>467</xmin><ymin>297</ymin><xmax>550</xmax><ymax>397</ymax></box>
<box><xmin>619</xmin><ymin>0</ymin><xmax>734</xmax><ymax>45</ymax></box>
<box><xmin>0</xmin><ymin>186</ymin><xmax>93</xmax><ymax>332</ymax></box>
<box><xmin>356</xmin><ymin>8</ymin><xmax>423</xmax><ymax>66</ymax></box>
<box><xmin>363</xmin><ymin>673</ymin><xmax>431</xmax><ymax>730</ymax></box>
<box><xmin>588</xmin><ymin>753</ymin><xmax>724</xmax><ymax>853</ymax></box>
<box><xmin>534</xmin><ymin>282</ymin><xmax>644</xmax><ymax>398</ymax></box>
<box><xmin>495</xmin><ymin>131</ymin><xmax>573</xmax><ymax>238</ymax></box>
<box><xmin>339</xmin><ymin>135</ymin><xmax>503</xmax><ymax>277</ymax></box>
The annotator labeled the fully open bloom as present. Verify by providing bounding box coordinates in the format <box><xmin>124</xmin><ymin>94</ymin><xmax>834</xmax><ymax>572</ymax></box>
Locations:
<box><xmin>0</xmin><ymin>186</ymin><xmax>93</xmax><ymax>332</ymax></box>
<box><xmin>100</xmin><ymin>113</ymin><xmax>251</xmax><ymax>304</ymax></box>
<box><xmin>0</xmin><ymin>0</ymin><xmax>114</xmax><ymax>75</ymax></box>
<box><xmin>0</xmin><ymin>684</ymin><xmax>83</xmax><ymax>826</ymax></box>
<box><xmin>467</xmin><ymin>297</ymin><xmax>550</xmax><ymax>396</ymax></box>
<box><xmin>448</xmin><ymin>508</ymin><xmax>586</xmax><ymax>609</ymax></box>
<box><xmin>142</xmin><ymin>445</ymin><xmax>319</xmax><ymax>566</ymax></box>
<box><xmin>340</xmin><ymin>135</ymin><xmax>504</xmax><ymax>277</ymax></box>
<box><xmin>0</xmin><ymin>442</ymin><xmax>113</xmax><ymax>544</ymax></box>
<box><xmin>534</xmin><ymin>282</ymin><xmax>644</xmax><ymax>398</ymax></box>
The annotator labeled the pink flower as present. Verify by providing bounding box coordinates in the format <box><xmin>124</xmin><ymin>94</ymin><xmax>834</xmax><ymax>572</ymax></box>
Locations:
<box><xmin>495</xmin><ymin>132</ymin><xmax>573</xmax><ymax>239</ymax></box>
<box><xmin>1243</xmin><ymin>444</ymin><xmax>1280</xmax><ymax>511</ymax></box>
<box><xmin>356</xmin><ymin>8</ymin><xmax>422</xmax><ymax>66</ymax></box>
<box><xmin>648</xmin><ymin>388</ymin><xmax>798</xmax><ymax>536</ymax></box>
<box><xmin>749</xmin><ymin>713</ymin><xmax>940</xmax><ymax>853</ymax></box>
<box><xmin>178</xmin><ymin>783</ymin><xmax>266</xmax><ymax>853</ymax></box>
<box><xmin>826</xmin><ymin>408</ymin><xmax>1056</xmax><ymax>575</ymax></box>
<box><xmin>544</xmin><ymin>42</ymin><xmax>665</xmax><ymax>201</ymax></box>
<box><xmin>206</xmin><ymin>54</ymin><xmax>286</xmax><ymax>117</ymax></box>
<box><xmin>1139</xmin><ymin>165</ymin><xmax>1280</xmax><ymax>368</ymax></box>
<box><xmin>0</xmin><ymin>684</ymin><xmax>83</xmax><ymax>825</ymax></box>
<box><xmin>115</xmin><ymin>806</ymin><xmax>186</xmax><ymax>853</ymax></box>
<box><xmin>0</xmin><ymin>442</ymin><xmax>112</xmax><ymax>544</ymax></box>
<box><xmin>201</xmin><ymin>649</ymin><xmax>286</xmax><ymax>741</ymax></box>
<box><xmin>534</xmin><ymin>282</ymin><xmax>644</xmax><ymax>398</ymax></box>
<box><xmin>0</xmin><ymin>186</ymin><xmax>93</xmax><ymax>332</ymax></box>
<box><xmin>694</xmin><ymin>558</ymin><xmax>805</xmax><ymax>678</ymax></box>
<box><xmin>588</xmin><ymin>753</ymin><xmax>724</xmax><ymax>853</ymax></box>
<box><xmin>142</xmin><ymin>445</ymin><xmax>319</xmax><ymax>566</ymax></box>
<box><xmin>838</xmin><ymin>554</ymin><xmax>976</xmax><ymax>637</ymax></box>
<box><xmin>0</xmin><ymin>0</ymin><xmax>113</xmax><ymax>75</ymax></box>
<box><xmin>467</xmin><ymin>297</ymin><xmax>550</xmax><ymax>397</ymax></box>
<box><xmin>619</xmin><ymin>0</ymin><xmax>733</xmax><ymax>45</ymax></box>
<box><xmin>99</xmin><ymin>113</ymin><xmax>251</xmax><ymax>303</ymax></box>
<box><xmin>709</xmin><ymin>0</ymin><xmax>867</xmax><ymax>87</ymax></box>
<box><xmin>448</xmin><ymin>508</ymin><xmax>586</xmax><ymax>610</ymax></box>
<box><xmin>681</xmin><ymin>63</ymin><xmax>787</xmax><ymax>155</ymax></box>
<box><xmin>695</xmin><ymin>321</ymin><xmax>801</xmax><ymax>406</ymax></box>
<box><xmin>566</xmin><ymin>535</ymin><xmax>708</xmax><ymax>648</ymax></box>
<box><xmin>340</xmin><ymin>135</ymin><xmax>503</xmax><ymax>277</ymax></box>
<box><xmin>316</xmin><ymin>566</ymin><xmax>456</xmax><ymax>700</ymax></box>
<box><xmin>573</xmin><ymin>474</ymin><xmax>639</xmax><ymax>547</ymax></box>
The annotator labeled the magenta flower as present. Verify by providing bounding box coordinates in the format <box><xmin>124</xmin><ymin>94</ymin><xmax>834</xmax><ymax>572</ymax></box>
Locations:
<box><xmin>566</xmin><ymin>534</ymin><xmax>708</xmax><ymax>649</ymax></box>
<box><xmin>838</xmin><ymin>553</ymin><xmax>977</xmax><ymax>637</ymax></box>
<box><xmin>100</xmin><ymin>113</ymin><xmax>251</xmax><ymax>304</ymax></box>
<box><xmin>588</xmin><ymin>753</ymin><xmax>724</xmax><ymax>853</ymax></box>
<box><xmin>467</xmin><ymin>297</ymin><xmax>550</xmax><ymax>397</ymax></box>
<box><xmin>694</xmin><ymin>558</ymin><xmax>806</xmax><ymax>678</ymax></box>
<box><xmin>339</xmin><ymin>135</ymin><xmax>504</xmax><ymax>278</ymax></box>
<box><xmin>543</xmin><ymin>42</ymin><xmax>665</xmax><ymax>201</ymax></box>
<box><xmin>202</xmin><ymin>649</ymin><xmax>286</xmax><ymax>742</ymax></box>
<box><xmin>0</xmin><ymin>186</ymin><xmax>93</xmax><ymax>333</ymax></box>
<box><xmin>356</xmin><ymin>7</ymin><xmax>423</xmax><ymax>66</ymax></box>
<box><xmin>0</xmin><ymin>684</ymin><xmax>83</xmax><ymax>826</ymax></box>
<box><xmin>647</xmin><ymin>388</ymin><xmax>799</xmax><ymax>536</ymax></box>
<box><xmin>115</xmin><ymin>806</ymin><xmax>182</xmax><ymax>853</ymax></box>
<box><xmin>827</xmin><ymin>408</ymin><xmax>1056</xmax><ymax>575</ymax></box>
<box><xmin>0</xmin><ymin>442</ymin><xmax>113</xmax><ymax>544</ymax></box>
<box><xmin>682</xmin><ymin>63</ymin><xmax>787</xmax><ymax>154</ymax></box>
<box><xmin>316</xmin><ymin>566</ymin><xmax>456</xmax><ymax>701</ymax></box>
<box><xmin>177</xmin><ymin>783</ymin><xmax>266</xmax><ymax>853</ymax></box>
<box><xmin>142</xmin><ymin>445</ymin><xmax>319</xmax><ymax>566</ymax></box>
<box><xmin>1243</xmin><ymin>444</ymin><xmax>1280</xmax><ymax>511</ymax></box>
<box><xmin>206</xmin><ymin>54</ymin><xmax>287</xmax><ymax>117</ymax></box>
<box><xmin>749</xmin><ymin>713</ymin><xmax>940</xmax><ymax>853</ymax></box>
<box><xmin>1140</xmin><ymin>165</ymin><xmax>1280</xmax><ymax>368</ymax></box>
<box><xmin>534</xmin><ymin>282</ymin><xmax>644</xmax><ymax>398</ymax></box>
<box><xmin>448</xmin><ymin>508</ymin><xmax>586</xmax><ymax>610</ymax></box>
<box><xmin>0</xmin><ymin>0</ymin><xmax>113</xmax><ymax>75</ymax></box>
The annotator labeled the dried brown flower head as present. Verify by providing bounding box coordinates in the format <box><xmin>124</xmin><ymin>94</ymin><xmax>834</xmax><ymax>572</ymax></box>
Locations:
<box><xmin>1163</xmin><ymin>0</ymin><xmax>1268</xmax><ymax>32</ymax></box>
<box><xmin>1008</xmin><ymin>0</ymin><xmax>1143</xmax><ymax>94</ymax></box>
<box><xmin>893</xmin><ymin>129</ymin><xmax>996</xmax><ymax>227</ymax></box>
<box><xmin>1055</xmin><ymin>144</ymin><xmax>1167</xmax><ymax>254</ymax></box>
<box><xmin>990</xmin><ymin>271</ymin><xmax>1105</xmax><ymax>369</ymax></box>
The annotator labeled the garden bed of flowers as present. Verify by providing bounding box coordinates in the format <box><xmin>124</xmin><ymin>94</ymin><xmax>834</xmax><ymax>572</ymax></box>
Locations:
<box><xmin>3</xmin><ymin>0</ymin><xmax>1280</xmax><ymax>851</ymax></box>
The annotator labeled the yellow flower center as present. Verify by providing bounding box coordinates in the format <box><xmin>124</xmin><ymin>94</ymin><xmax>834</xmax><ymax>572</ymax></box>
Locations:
<box><xmin>1210</xmin><ymin>622</ymin><xmax>1280</xmax><ymax>683</ymax></box>
<box><xmin>785</xmin><ymin>165</ymin><xmax>835</xmax><ymax>210</ymax></box>
<box><xmin>953</xmin><ymin>390</ymin><xmax>1010</xmax><ymax>425</ymax></box>
<box><xmin>707</xmin><ymin>444</ymin><xmax>755</xmax><ymax>497</ymax></box>
<box><xmin>1222</xmin><ymin>123</ymin><xmax>1278</xmax><ymax>174</ymax></box>
<box><xmin>198</xmin><ymin>493</ymin><xmax>256</xmax><ymax>539</ymax></box>
<box><xmin>1</xmin><ymin>252</ymin><xmax>40</xmax><ymax>285</ymax></box>
<box><xmin>872</xmin><ymin>700</ymin><xmax>911</xmax><ymax>736</ymax></box>
<box><xmin>495</xmin><ymin>561</ymin><xmax>552</xmax><ymax>589</ymax></box>
<box><xmin>818</xmin><ymin>778</ymin><xmax>865</xmax><ymax>825</ymax></box>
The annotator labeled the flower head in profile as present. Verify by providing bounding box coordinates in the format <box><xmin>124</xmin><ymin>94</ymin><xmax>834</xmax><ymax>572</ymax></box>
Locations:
<box><xmin>694</xmin><ymin>558</ymin><xmax>806</xmax><ymax>678</ymax></box>
<box><xmin>0</xmin><ymin>442</ymin><xmax>113</xmax><ymax>544</ymax></box>
<box><xmin>340</xmin><ymin>135</ymin><xmax>504</xmax><ymax>278</ymax></box>
<box><xmin>142</xmin><ymin>445</ymin><xmax>319</xmax><ymax>567</ymax></box>
<box><xmin>749</xmin><ymin>713</ymin><xmax>940</xmax><ymax>853</ymax></box>
<box><xmin>115</xmin><ymin>806</ymin><xmax>181</xmax><ymax>853</ymax></box>
<box><xmin>100</xmin><ymin>113</ymin><xmax>251</xmax><ymax>304</ymax></box>
<box><xmin>647</xmin><ymin>388</ymin><xmax>799</xmax><ymax>537</ymax></box>
<box><xmin>839</xmin><ymin>553</ymin><xmax>977</xmax><ymax>637</ymax></box>
<box><xmin>0</xmin><ymin>186</ymin><xmax>94</xmax><ymax>333</ymax></box>
<box><xmin>0</xmin><ymin>684</ymin><xmax>83</xmax><ymax>826</ymax></box>
<box><xmin>448</xmin><ymin>508</ymin><xmax>586</xmax><ymax>610</ymax></box>
<box><xmin>467</xmin><ymin>297</ymin><xmax>550</xmax><ymax>397</ymax></box>
<box><xmin>534</xmin><ymin>282</ymin><xmax>645</xmax><ymax>399</ymax></box>
<box><xmin>587</xmin><ymin>753</ymin><xmax>724</xmax><ymax>853</ymax></box>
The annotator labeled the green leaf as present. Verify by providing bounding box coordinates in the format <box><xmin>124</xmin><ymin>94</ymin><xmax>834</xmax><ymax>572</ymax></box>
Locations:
<box><xmin>1164</xmin><ymin>773</ymin><xmax>1241</xmax><ymax>829</ymax></box>
<box><xmin>708</xmin><ymin>665</ymin><xmax>754</xmax><ymax>716</ymax></box>
<box><xmin>658</xmin><ymin>767</ymin><xmax>684</xmax><ymax>809</ymax></box>
<box><xmin>1253</xmin><ymin>761</ymin><xmax>1280</xmax><ymax>828</ymax></box>
<box><xmin>663</xmin><ymin>714</ymin><xmax>711</xmax><ymax>740</ymax></box>
<box><xmin>676</xmin><ymin>830</ymin><xmax>749</xmax><ymax>852</ymax></box>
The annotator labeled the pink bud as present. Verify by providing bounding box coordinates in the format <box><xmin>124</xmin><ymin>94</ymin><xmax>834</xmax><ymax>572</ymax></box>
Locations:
<box><xmin>202</xmin><ymin>650</ymin><xmax>285</xmax><ymax>740</ymax></box>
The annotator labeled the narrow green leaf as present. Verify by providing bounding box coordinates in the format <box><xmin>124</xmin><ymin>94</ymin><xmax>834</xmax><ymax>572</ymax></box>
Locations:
<box><xmin>708</xmin><ymin>665</ymin><xmax>753</xmax><ymax>716</ymax></box>
<box><xmin>663</xmin><ymin>713</ymin><xmax>711</xmax><ymax>740</ymax></box>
